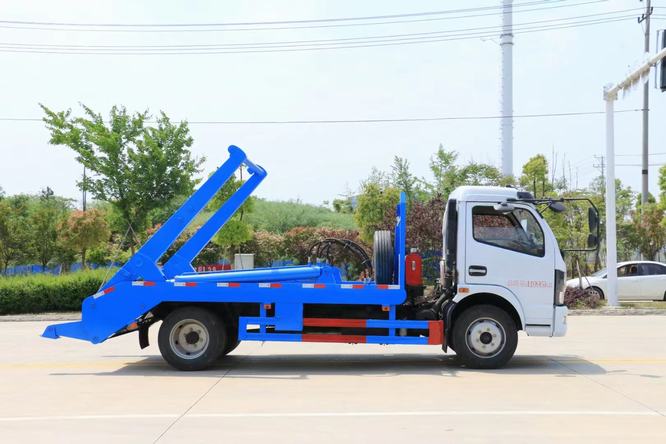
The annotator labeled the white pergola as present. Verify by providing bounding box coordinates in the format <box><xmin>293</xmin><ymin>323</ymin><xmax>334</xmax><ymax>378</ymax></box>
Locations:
<box><xmin>603</xmin><ymin>46</ymin><xmax>666</xmax><ymax>307</ymax></box>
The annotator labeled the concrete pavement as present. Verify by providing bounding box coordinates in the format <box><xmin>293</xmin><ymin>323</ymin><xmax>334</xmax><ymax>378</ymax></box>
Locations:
<box><xmin>0</xmin><ymin>316</ymin><xmax>664</xmax><ymax>443</ymax></box>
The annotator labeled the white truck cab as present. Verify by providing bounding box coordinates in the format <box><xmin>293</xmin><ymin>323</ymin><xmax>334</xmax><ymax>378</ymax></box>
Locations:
<box><xmin>437</xmin><ymin>186</ymin><xmax>594</xmax><ymax>368</ymax></box>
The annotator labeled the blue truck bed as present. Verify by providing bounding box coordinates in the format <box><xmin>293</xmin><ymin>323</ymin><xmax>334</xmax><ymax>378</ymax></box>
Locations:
<box><xmin>43</xmin><ymin>146</ymin><xmax>443</xmax><ymax>348</ymax></box>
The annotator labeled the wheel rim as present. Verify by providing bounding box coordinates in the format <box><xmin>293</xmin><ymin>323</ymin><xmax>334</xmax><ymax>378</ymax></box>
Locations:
<box><xmin>465</xmin><ymin>317</ymin><xmax>506</xmax><ymax>359</ymax></box>
<box><xmin>169</xmin><ymin>319</ymin><xmax>209</xmax><ymax>360</ymax></box>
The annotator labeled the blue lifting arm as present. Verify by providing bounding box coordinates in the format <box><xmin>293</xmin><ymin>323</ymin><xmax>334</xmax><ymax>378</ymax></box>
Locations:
<box><xmin>162</xmin><ymin>154</ymin><xmax>266</xmax><ymax>277</ymax></box>
<box><xmin>104</xmin><ymin>145</ymin><xmax>264</xmax><ymax>287</ymax></box>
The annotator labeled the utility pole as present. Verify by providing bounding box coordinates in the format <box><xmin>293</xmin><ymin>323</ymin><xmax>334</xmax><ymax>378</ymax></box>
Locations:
<box><xmin>639</xmin><ymin>0</ymin><xmax>653</xmax><ymax>204</ymax></box>
<box><xmin>500</xmin><ymin>0</ymin><xmax>514</xmax><ymax>177</ymax></box>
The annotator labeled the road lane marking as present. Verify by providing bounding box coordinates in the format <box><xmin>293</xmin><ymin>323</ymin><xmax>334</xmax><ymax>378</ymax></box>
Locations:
<box><xmin>0</xmin><ymin>411</ymin><xmax>661</xmax><ymax>422</ymax></box>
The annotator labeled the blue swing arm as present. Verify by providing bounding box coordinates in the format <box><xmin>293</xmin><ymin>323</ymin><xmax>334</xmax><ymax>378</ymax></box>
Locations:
<box><xmin>104</xmin><ymin>145</ymin><xmax>266</xmax><ymax>287</ymax></box>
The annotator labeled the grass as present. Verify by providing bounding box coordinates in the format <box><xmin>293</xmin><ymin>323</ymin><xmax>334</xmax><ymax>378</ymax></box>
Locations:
<box><xmin>619</xmin><ymin>301</ymin><xmax>666</xmax><ymax>309</ymax></box>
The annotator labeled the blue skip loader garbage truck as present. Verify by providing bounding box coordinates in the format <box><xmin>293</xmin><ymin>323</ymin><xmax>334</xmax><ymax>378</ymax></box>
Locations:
<box><xmin>43</xmin><ymin>146</ymin><xmax>599</xmax><ymax>370</ymax></box>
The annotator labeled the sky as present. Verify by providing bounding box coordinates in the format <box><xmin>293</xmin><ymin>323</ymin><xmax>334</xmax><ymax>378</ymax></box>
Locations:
<box><xmin>1</xmin><ymin>0</ymin><xmax>665</xmax><ymax>206</ymax></box>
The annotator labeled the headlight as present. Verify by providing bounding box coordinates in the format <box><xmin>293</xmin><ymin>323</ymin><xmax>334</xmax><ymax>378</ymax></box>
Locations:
<box><xmin>555</xmin><ymin>270</ymin><xmax>565</xmax><ymax>305</ymax></box>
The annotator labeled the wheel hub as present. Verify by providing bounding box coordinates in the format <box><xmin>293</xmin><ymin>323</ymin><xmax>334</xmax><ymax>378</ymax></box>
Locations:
<box><xmin>185</xmin><ymin>331</ymin><xmax>200</xmax><ymax>345</ymax></box>
<box><xmin>465</xmin><ymin>318</ymin><xmax>506</xmax><ymax>358</ymax></box>
<box><xmin>169</xmin><ymin>319</ymin><xmax>209</xmax><ymax>360</ymax></box>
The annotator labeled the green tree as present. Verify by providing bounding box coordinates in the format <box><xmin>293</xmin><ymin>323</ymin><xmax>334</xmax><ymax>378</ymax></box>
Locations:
<box><xmin>209</xmin><ymin>172</ymin><xmax>254</xmax><ymax>258</ymax></box>
<box><xmin>41</xmin><ymin>104</ymin><xmax>203</xmax><ymax>251</ymax></box>
<box><xmin>58</xmin><ymin>209</ymin><xmax>110</xmax><ymax>268</ymax></box>
<box><xmin>659</xmin><ymin>165</ymin><xmax>666</xmax><ymax>201</ymax></box>
<box><xmin>29</xmin><ymin>188</ymin><xmax>71</xmax><ymax>269</ymax></box>
<box><xmin>354</xmin><ymin>175</ymin><xmax>400</xmax><ymax>244</ymax></box>
<box><xmin>390</xmin><ymin>156</ymin><xmax>422</xmax><ymax>202</ymax></box>
<box><xmin>425</xmin><ymin>144</ymin><xmax>502</xmax><ymax>197</ymax></box>
<box><xmin>625</xmin><ymin>202</ymin><xmax>666</xmax><ymax>261</ymax></box>
<box><xmin>332</xmin><ymin>196</ymin><xmax>354</xmax><ymax>214</ymax></box>
<box><xmin>0</xmin><ymin>195</ymin><xmax>33</xmax><ymax>273</ymax></box>
<box><xmin>520</xmin><ymin>154</ymin><xmax>552</xmax><ymax>197</ymax></box>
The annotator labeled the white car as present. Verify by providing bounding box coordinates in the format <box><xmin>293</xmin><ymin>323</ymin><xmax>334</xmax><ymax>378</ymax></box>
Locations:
<box><xmin>566</xmin><ymin>261</ymin><xmax>666</xmax><ymax>301</ymax></box>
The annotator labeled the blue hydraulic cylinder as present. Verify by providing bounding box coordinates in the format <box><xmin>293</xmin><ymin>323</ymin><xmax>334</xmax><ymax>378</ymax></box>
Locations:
<box><xmin>174</xmin><ymin>265</ymin><xmax>323</xmax><ymax>283</ymax></box>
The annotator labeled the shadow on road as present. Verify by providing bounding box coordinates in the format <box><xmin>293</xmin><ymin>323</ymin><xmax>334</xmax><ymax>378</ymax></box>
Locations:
<box><xmin>50</xmin><ymin>353</ymin><xmax>611</xmax><ymax>379</ymax></box>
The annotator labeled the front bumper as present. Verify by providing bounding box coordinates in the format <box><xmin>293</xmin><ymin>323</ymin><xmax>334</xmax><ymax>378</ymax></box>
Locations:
<box><xmin>552</xmin><ymin>305</ymin><xmax>568</xmax><ymax>337</ymax></box>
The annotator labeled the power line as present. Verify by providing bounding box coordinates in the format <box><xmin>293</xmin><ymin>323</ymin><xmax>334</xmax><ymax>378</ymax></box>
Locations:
<box><xmin>0</xmin><ymin>109</ymin><xmax>641</xmax><ymax>125</ymax></box>
<box><xmin>0</xmin><ymin>0</ymin><xmax>602</xmax><ymax>31</ymax></box>
<box><xmin>0</xmin><ymin>10</ymin><xmax>637</xmax><ymax>52</ymax></box>
<box><xmin>0</xmin><ymin>16</ymin><xmax>639</xmax><ymax>55</ymax></box>
<box><xmin>616</xmin><ymin>152</ymin><xmax>666</xmax><ymax>156</ymax></box>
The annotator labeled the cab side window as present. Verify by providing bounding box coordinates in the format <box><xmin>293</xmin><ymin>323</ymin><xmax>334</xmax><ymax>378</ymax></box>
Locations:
<box><xmin>472</xmin><ymin>206</ymin><xmax>545</xmax><ymax>257</ymax></box>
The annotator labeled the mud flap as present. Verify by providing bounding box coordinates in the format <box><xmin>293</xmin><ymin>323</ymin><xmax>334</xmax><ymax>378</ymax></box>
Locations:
<box><xmin>138</xmin><ymin>324</ymin><xmax>150</xmax><ymax>349</ymax></box>
<box><xmin>442</xmin><ymin>301</ymin><xmax>457</xmax><ymax>352</ymax></box>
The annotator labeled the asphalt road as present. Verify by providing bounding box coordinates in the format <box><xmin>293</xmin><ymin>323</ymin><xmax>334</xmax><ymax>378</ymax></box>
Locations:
<box><xmin>0</xmin><ymin>316</ymin><xmax>665</xmax><ymax>443</ymax></box>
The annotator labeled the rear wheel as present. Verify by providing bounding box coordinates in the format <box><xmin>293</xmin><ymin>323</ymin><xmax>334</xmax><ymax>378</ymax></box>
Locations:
<box><xmin>452</xmin><ymin>304</ymin><xmax>518</xmax><ymax>369</ymax></box>
<box><xmin>158</xmin><ymin>306</ymin><xmax>226</xmax><ymax>371</ymax></box>
<box><xmin>223</xmin><ymin>340</ymin><xmax>241</xmax><ymax>355</ymax></box>
<box><xmin>222</xmin><ymin>322</ymin><xmax>240</xmax><ymax>356</ymax></box>
<box><xmin>373</xmin><ymin>230</ymin><xmax>394</xmax><ymax>285</ymax></box>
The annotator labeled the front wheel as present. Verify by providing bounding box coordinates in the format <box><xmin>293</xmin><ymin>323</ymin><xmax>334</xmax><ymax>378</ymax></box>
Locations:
<box><xmin>158</xmin><ymin>306</ymin><xmax>227</xmax><ymax>371</ymax></box>
<box><xmin>451</xmin><ymin>304</ymin><xmax>518</xmax><ymax>369</ymax></box>
<box><xmin>588</xmin><ymin>286</ymin><xmax>605</xmax><ymax>300</ymax></box>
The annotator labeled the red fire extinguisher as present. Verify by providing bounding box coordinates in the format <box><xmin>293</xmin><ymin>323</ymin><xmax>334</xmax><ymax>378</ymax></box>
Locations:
<box><xmin>405</xmin><ymin>248</ymin><xmax>423</xmax><ymax>287</ymax></box>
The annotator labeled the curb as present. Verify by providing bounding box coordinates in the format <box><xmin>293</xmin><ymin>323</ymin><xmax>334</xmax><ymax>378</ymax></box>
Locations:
<box><xmin>569</xmin><ymin>308</ymin><xmax>666</xmax><ymax>316</ymax></box>
<box><xmin>0</xmin><ymin>312</ymin><xmax>80</xmax><ymax>322</ymax></box>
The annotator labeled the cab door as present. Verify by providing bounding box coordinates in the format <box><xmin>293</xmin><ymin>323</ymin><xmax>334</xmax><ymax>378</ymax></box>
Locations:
<box><xmin>464</xmin><ymin>203</ymin><xmax>554</xmax><ymax>325</ymax></box>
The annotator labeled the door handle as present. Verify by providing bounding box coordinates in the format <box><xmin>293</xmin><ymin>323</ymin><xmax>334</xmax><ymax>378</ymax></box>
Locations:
<box><xmin>469</xmin><ymin>265</ymin><xmax>487</xmax><ymax>276</ymax></box>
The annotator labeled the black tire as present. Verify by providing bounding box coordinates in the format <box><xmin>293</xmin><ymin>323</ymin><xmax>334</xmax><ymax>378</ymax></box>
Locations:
<box><xmin>158</xmin><ymin>306</ymin><xmax>227</xmax><ymax>371</ymax></box>
<box><xmin>223</xmin><ymin>340</ymin><xmax>241</xmax><ymax>355</ymax></box>
<box><xmin>222</xmin><ymin>322</ymin><xmax>240</xmax><ymax>356</ymax></box>
<box><xmin>588</xmin><ymin>286</ymin><xmax>605</xmax><ymax>300</ymax></box>
<box><xmin>452</xmin><ymin>304</ymin><xmax>518</xmax><ymax>369</ymax></box>
<box><xmin>373</xmin><ymin>230</ymin><xmax>394</xmax><ymax>285</ymax></box>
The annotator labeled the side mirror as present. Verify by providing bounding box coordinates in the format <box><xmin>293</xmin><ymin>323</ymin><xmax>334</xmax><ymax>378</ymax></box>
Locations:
<box><xmin>588</xmin><ymin>207</ymin><xmax>599</xmax><ymax>233</ymax></box>
<box><xmin>548</xmin><ymin>201</ymin><xmax>566</xmax><ymax>213</ymax></box>
<box><xmin>587</xmin><ymin>234</ymin><xmax>598</xmax><ymax>249</ymax></box>
<box><xmin>493</xmin><ymin>202</ymin><xmax>515</xmax><ymax>213</ymax></box>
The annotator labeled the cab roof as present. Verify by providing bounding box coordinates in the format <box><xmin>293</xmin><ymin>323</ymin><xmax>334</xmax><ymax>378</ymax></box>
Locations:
<box><xmin>448</xmin><ymin>186</ymin><xmax>521</xmax><ymax>203</ymax></box>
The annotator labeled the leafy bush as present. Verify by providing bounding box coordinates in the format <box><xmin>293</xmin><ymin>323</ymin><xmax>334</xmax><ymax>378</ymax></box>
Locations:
<box><xmin>564</xmin><ymin>286</ymin><xmax>603</xmax><ymax>309</ymax></box>
<box><xmin>0</xmin><ymin>269</ymin><xmax>111</xmax><ymax>314</ymax></box>
<box><xmin>241</xmin><ymin>231</ymin><xmax>286</xmax><ymax>267</ymax></box>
